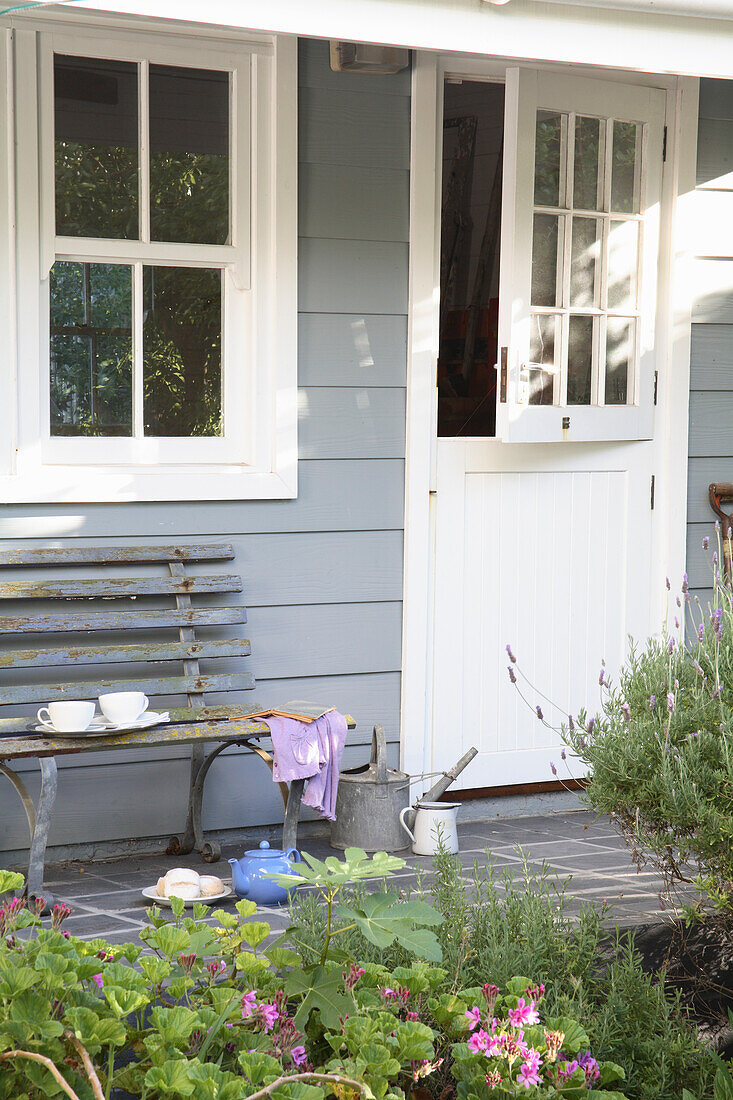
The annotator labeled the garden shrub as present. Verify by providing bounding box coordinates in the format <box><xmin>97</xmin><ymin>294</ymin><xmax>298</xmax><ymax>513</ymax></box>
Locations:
<box><xmin>290</xmin><ymin>847</ymin><xmax>716</xmax><ymax>1100</ymax></box>
<box><xmin>0</xmin><ymin>858</ymin><xmax>635</xmax><ymax>1100</ymax></box>
<box><xmin>553</xmin><ymin>544</ymin><xmax>733</xmax><ymax>915</ymax></box>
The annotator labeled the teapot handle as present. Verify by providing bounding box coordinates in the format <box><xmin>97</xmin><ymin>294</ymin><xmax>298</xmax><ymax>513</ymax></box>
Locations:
<box><xmin>284</xmin><ymin>847</ymin><xmax>301</xmax><ymax>863</ymax></box>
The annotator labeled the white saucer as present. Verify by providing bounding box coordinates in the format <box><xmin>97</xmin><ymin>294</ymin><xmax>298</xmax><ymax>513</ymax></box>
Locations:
<box><xmin>105</xmin><ymin>710</ymin><xmax>169</xmax><ymax>732</ymax></box>
<box><xmin>142</xmin><ymin>884</ymin><xmax>233</xmax><ymax>907</ymax></box>
<box><xmin>35</xmin><ymin>718</ymin><xmax>109</xmax><ymax>737</ymax></box>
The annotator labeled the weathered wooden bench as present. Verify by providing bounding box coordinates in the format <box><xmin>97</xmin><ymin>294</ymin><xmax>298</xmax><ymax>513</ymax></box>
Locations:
<box><xmin>0</xmin><ymin>544</ymin><xmax>354</xmax><ymax>905</ymax></box>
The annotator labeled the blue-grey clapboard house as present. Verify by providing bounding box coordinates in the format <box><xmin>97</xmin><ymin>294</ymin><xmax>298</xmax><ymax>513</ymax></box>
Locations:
<box><xmin>1</xmin><ymin>0</ymin><xmax>733</xmax><ymax>863</ymax></box>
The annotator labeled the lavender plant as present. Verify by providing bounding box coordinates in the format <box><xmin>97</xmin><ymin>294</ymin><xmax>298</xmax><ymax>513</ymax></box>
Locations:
<box><xmin>508</xmin><ymin>527</ymin><xmax>733</xmax><ymax>916</ymax></box>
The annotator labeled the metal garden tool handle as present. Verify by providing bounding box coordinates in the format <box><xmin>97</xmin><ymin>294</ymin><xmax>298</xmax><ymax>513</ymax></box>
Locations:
<box><xmin>371</xmin><ymin>724</ymin><xmax>388</xmax><ymax>797</ymax></box>
<box><xmin>709</xmin><ymin>482</ymin><xmax>733</xmax><ymax>583</ymax></box>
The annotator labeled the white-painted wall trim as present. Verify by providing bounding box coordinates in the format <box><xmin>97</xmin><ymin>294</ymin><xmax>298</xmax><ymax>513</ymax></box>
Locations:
<box><xmin>400</xmin><ymin>52</ymin><xmax>440</xmax><ymax>781</ymax></box>
<box><xmin>38</xmin><ymin>0</ymin><xmax>733</xmax><ymax>83</ymax></box>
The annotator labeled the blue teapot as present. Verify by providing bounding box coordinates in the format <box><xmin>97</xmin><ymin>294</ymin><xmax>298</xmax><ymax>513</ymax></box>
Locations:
<box><xmin>228</xmin><ymin>841</ymin><xmax>301</xmax><ymax>905</ymax></box>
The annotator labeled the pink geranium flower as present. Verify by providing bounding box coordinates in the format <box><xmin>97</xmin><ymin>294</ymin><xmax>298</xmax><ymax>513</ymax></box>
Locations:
<box><xmin>291</xmin><ymin>1045</ymin><xmax>307</xmax><ymax>1066</ymax></box>
<box><xmin>91</xmin><ymin>973</ymin><xmax>103</xmax><ymax>989</ymax></box>
<box><xmin>241</xmin><ymin>991</ymin><xmax>257</xmax><ymax>1018</ymax></box>
<box><xmin>508</xmin><ymin>998</ymin><xmax>540</xmax><ymax>1027</ymax></box>
<box><xmin>465</xmin><ymin>1006</ymin><xmax>482</xmax><ymax>1030</ymax></box>
<box><xmin>260</xmin><ymin>1003</ymin><xmax>279</xmax><ymax>1031</ymax></box>
<box><xmin>517</xmin><ymin>1062</ymin><xmax>542</xmax><ymax>1089</ymax></box>
<box><xmin>468</xmin><ymin>1029</ymin><xmax>491</xmax><ymax>1053</ymax></box>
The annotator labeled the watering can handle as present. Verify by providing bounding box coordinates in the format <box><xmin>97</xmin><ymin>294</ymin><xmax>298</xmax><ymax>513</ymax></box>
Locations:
<box><xmin>399</xmin><ymin>806</ymin><xmax>415</xmax><ymax>844</ymax></box>
<box><xmin>370</xmin><ymin>724</ymin><xmax>388</xmax><ymax>785</ymax></box>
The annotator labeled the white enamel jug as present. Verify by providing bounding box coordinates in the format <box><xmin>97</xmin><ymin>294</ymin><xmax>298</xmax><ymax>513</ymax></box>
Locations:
<box><xmin>398</xmin><ymin>801</ymin><xmax>460</xmax><ymax>855</ymax></box>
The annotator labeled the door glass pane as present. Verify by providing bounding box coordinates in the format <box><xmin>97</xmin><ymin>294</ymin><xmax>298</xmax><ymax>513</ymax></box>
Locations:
<box><xmin>50</xmin><ymin>261</ymin><xmax>133</xmax><ymax>435</ymax></box>
<box><xmin>534</xmin><ymin>110</ymin><xmax>566</xmax><ymax>207</ymax></box>
<box><xmin>54</xmin><ymin>55</ymin><xmax>139</xmax><ymax>239</ymax></box>
<box><xmin>611</xmin><ymin>120</ymin><xmax>641</xmax><ymax>214</ymax></box>
<box><xmin>573</xmin><ymin>116</ymin><xmax>602</xmax><ymax>210</ymax></box>
<box><xmin>438</xmin><ymin>80</ymin><xmax>505</xmax><ymax>437</ymax></box>
<box><xmin>567</xmin><ymin>314</ymin><xmax>594</xmax><ymax>405</ymax></box>
<box><xmin>143</xmin><ymin>267</ymin><xmax>222</xmax><ymax>436</ymax></box>
<box><xmin>530</xmin><ymin>110</ymin><xmax>563</xmax><ymax>207</ymax></box>
<box><xmin>606</xmin><ymin>316</ymin><xmax>633</xmax><ymax>404</ymax></box>
<box><xmin>532</xmin><ymin>214</ymin><xmax>561</xmax><ymax>307</ymax></box>
<box><xmin>570</xmin><ymin>216</ymin><xmax>600</xmax><ymax>307</ymax></box>
<box><xmin>607</xmin><ymin>219</ymin><xmax>639</xmax><ymax>310</ymax></box>
<box><xmin>526</xmin><ymin>313</ymin><xmax>557</xmax><ymax>405</ymax></box>
<box><xmin>150</xmin><ymin>65</ymin><xmax>230</xmax><ymax>245</ymax></box>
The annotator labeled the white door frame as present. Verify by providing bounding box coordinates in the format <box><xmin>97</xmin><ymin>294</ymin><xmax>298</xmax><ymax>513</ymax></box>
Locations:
<box><xmin>400</xmin><ymin>49</ymin><xmax>699</xmax><ymax>783</ymax></box>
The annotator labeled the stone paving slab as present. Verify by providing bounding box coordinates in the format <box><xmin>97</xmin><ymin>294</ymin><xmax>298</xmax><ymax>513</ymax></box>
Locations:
<box><xmin>29</xmin><ymin>809</ymin><xmax>671</xmax><ymax>946</ymax></box>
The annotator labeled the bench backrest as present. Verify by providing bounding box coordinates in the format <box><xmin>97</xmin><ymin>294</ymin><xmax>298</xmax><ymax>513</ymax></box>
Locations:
<box><xmin>0</xmin><ymin>544</ymin><xmax>255</xmax><ymax>722</ymax></box>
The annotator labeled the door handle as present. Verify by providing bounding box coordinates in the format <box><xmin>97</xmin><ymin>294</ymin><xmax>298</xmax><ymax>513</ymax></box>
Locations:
<box><xmin>499</xmin><ymin>347</ymin><xmax>508</xmax><ymax>403</ymax></box>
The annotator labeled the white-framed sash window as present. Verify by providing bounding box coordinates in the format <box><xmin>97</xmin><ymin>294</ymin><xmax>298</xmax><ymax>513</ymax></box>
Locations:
<box><xmin>1</xmin><ymin>15</ymin><xmax>297</xmax><ymax>501</ymax></box>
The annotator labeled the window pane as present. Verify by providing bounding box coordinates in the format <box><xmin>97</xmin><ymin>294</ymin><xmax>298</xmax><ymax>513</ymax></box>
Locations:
<box><xmin>570</xmin><ymin>216</ymin><xmax>600</xmax><ymax>308</ymax></box>
<box><xmin>143</xmin><ymin>267</ymin><xmax>222</xmax><ymax>436</ymax></box>
<box><xmin>54</xmin><ymin>56</ymin><xmax>138</xmax><ymax>239</ymax></box>
<box><xmin>611</xmin><ymin>120</ymin><xmax>641</xmax><ymax>214</ymax></box>
<box><xmin>606</xmin><ymin>316</ymin><xmax>633</xmax><ymax>405</ymax></box>
<box><xmin>567</xmin><ymin>314</ymin><xmax>594</xmax><ymax>405</ymax></box>
<box><xmin>534</xmin><ymin>110</ymin><xmax>566</xmax><ymax>208</ymax></box>
<box><xmin>50</xmin><ymin>261</ymin><xmax>133</xmax><ymax>435</ymax></box>
<box><xmin>526</xmin><ymin>313</ymin><xmax>557</xmax><ymax>405</ymax></box>
<box><xmin>150</xmin><ymin>65</ymin><xmax>230</xmax><ymax>245</ymax></box>
<box><xmin>573</xmin><ymin>116</ymin><xmax>602</xmax><ymax>211</ymax></box>
<box><xmin>531</xmin><ymin>213</ymin><xmax>561</xmax><ymax>307</ymax></box>
<box><xmin>607</xmin><ymin>219</ymin><xmax>639</xmax><ymax>311</ymax></box>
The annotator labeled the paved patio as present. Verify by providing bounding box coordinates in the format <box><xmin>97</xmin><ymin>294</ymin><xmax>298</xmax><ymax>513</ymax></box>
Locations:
<box><xmin>29</xmin><ymin>808</ymin><xmax>675</xmax><ymax>946</ymax></box>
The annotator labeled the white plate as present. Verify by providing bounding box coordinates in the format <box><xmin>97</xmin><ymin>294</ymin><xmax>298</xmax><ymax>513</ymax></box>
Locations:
<box><xmin>142</xmin><ymin>885</ymin><xmax>233</xmax><ymax>907</ymax></box>
<box><xmin>35</xmin><ymin>718</ymin><xmax>109</xmax><ymax>737</ymax></box>
<box><xmin>105</xmin><ymin>711</ymin><xmax>170</xmax><ymax>732</ymax></box>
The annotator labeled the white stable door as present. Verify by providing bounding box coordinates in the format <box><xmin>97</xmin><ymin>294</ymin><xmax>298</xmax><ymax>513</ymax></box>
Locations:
<box><xmin>430</xmin><ymin>66</ymin><xmax>666</xmax><ymax>788</ymax></box>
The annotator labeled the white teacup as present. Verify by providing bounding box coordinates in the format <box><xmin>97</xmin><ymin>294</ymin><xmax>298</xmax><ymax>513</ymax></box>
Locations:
<box><xmin>37</xmin><ymin>700</ymin><xmax>96</xmax><ymax>732</ymax></box>
<box><xmin>98</xmin><ymin>691</ymin><xmax>149</xmax><ymax>726</ymax></box>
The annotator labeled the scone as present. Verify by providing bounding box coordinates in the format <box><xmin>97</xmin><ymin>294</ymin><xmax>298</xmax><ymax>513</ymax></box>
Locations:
<box><xmin>160</xmin><ymin>867</ymin><xmax>201</xmax><ymax>899</ymax></box>
<box><xmin>199</xmin><ymin>875</ymin><xmax>225</xmax><ymax>897</ymax></box>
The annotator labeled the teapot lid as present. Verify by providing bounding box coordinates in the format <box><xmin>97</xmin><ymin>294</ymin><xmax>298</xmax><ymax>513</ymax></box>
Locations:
<box><xmin>244</xmin><ymin>840</ymin><xmax>285</xmax><ymax>859</ymax></box>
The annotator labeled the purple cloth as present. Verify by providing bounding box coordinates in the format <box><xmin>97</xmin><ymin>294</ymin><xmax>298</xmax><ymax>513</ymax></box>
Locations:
<box><xmin>264</xmin><ymin>711</ymin><xmax>347</xmax><ymax>821</ymax></box>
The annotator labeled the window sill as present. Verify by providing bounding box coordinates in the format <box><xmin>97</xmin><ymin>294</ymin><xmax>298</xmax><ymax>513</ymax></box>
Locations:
<box><xmin>0</xmin><ymin>463</ymin><xmax>297</xmax><ymax>503</ymax></box>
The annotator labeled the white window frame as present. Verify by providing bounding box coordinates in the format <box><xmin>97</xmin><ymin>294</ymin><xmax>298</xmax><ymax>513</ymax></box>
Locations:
<box><xmin>0</xmin><ymin>14</ymin><xmax>297</xmax><ymax>502</ymax></box>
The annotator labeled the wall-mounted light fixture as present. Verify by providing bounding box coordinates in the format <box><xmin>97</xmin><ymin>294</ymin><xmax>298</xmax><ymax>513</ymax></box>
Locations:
<box><xmin>329</xmin><ymin>42</ymin><xmax>410</xmax><ymax>74</ymax></box>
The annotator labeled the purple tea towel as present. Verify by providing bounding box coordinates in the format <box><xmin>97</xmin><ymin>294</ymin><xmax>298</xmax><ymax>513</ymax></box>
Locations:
<box><xmin>264</xmin><ymin>710</ymin><xmax>347</xmax><ymax>821</ymax></box>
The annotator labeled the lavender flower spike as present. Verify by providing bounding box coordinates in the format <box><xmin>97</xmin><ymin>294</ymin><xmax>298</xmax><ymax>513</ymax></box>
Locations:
<box><xmin>703</xmin><ymin>536</ymin><xmax>710</xmax><ymax>550</ymax></box>
<box><xmin>568</xmin><ymin>714</ymin><xmax>575</xmax><ymax>731</ymax></box>
<box><xmin>599</xmin><ymin>668</ymin><xmax>606</xmax><ymax>687</ymax></box>
<box><xmin>649</xmin><ymin>694</ymin><xmax>655</xmax><ymax>710</ymax></box>
<box><xmin>666</xmin><ymin>576</ymin><xmax>671</xmax><ymax>591</ymax></box>
<box><xmin>507</xmin><ymin>665</ymin><xmax>517</xmax><ymax>684</ymax></box>
<box><xmin>668</xmin><ymin>637</ymin><xmax>676</xmax><ymax>655</ymax></box>
<box><xmin>698</xmin><ymin>623</ymin><xmax>705</xmax><ymax>643</ymax></box>
<box><xmin>667</xmin><ymin>692</ymin><xmax>675</xmax><ymax>713</ymax></box>
<box><xmin>506</xmin><ymin>644</ymin><xmax>517</xmax><ymax>664</ymax></box>
<box><xmin>560</xmin><ymin>748</ymin><xmax>567</xmax><ymax>760</ymax></box>
<box><xmin>550</xmin><ymin>761</ymin><xmax>557</xmax><ymax>776</ymax></box>
<box><xmin>620</xmin><ymin>702</ymin><xmax>631</xmax><ymax>723</ymax></box>
<box><xmin>536</xmin><ymin>705</ymin><xmax>544</xmax><ymax>721</ymax></box>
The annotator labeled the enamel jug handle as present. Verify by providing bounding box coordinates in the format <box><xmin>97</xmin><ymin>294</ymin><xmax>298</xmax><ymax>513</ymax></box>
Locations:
<box><xmin>399</xmin><ymin>807</ymin><xmax>416</xmax><ymax>843</ymax></box>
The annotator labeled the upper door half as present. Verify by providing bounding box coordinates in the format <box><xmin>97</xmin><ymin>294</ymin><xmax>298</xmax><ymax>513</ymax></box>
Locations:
<box><xmin>496</xmin><ymin>69</ymin><xmax>666</xmax><ymax>443</ymax></box>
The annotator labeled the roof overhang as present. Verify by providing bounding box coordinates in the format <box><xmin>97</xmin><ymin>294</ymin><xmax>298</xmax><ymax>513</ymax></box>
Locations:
<box><xmin>5</xmin><ymin>0</ymin><xmax>733</xmax><ymax>80</ymax></box>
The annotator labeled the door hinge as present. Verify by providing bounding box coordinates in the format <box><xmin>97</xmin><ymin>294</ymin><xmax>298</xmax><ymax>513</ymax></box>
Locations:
<box><xmin>662</xmin><ymin>126</ymin><xmax>668</xmax><ymax>162</ymax></box>
<box><xmin>653</xmin><ymin>370</ymin><xmax>659</xmax><ymax>406</ymax></box>
<box><xmin>650</xmin><ymin>474</ymin><xmax>656</xmax><ymax>510</ymax></box>
<box><xmin>499</xmin><ymin>347</ymin><xmax>508</xmax><ymax>403</ymax></box>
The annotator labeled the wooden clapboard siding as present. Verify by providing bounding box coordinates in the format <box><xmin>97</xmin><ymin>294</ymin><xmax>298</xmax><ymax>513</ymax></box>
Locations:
<box><xmin>686</xmin><ymin>78</ymin><xmax>733</xmax><ymax>608</ymax></box>
<box><xmin>0</xmin><ymin>37</ymin><xmax>409</xmax><ymax>857</ymax></box>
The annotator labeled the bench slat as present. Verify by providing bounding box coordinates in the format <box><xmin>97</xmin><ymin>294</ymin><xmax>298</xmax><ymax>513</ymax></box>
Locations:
<box><xmin>0</xmin><ymin>639</ymin><xmax>252</xmax><ymax>670</ymax></box>
<box><xmin>0</xmin><ymin>607</ymin><xmax>247</xmax><ymax>635</ymax></box>
<box><xmin>0</xmin><ymin>672</ymin><xmax>256</xmax><ymax>706</ymax></box>
<box><xmin>0</xmin><ymin>713</ymin><xmax>357</xmax><ymax>756</ymax></box>
<box><xmin>0</xmin><ymin>544</ymin><xmax>234</xmax><ymax>567</ymax></box>
<box><xmin>0</xmin><ymin>575</ymin><xmax>243</xmax><ymax>600</ymax></box>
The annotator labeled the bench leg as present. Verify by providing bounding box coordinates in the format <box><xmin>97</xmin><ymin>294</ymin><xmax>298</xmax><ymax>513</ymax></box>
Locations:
<box><xmin>167</xmin><ymin>743</ymin><xmax>212</xmax><ymax>860</ymax></box>
<box><xmin>0</xmin><ymin>758</ymin><xmax>57</xmax><ymax>909</ymax></box>
<box><xmin>282</xmin><ymin>779</ymin><xmax>305</xmax><ymax>851</ymax></box>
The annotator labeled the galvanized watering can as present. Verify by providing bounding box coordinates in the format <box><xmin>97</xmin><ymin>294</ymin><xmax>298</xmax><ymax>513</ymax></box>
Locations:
<box><xmin>331</xmin><ymin>725</ymin><xmax>410</xmax><ymax>852</ymax></box>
